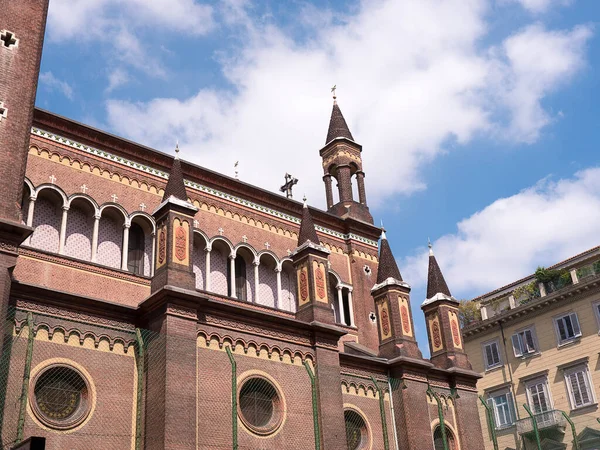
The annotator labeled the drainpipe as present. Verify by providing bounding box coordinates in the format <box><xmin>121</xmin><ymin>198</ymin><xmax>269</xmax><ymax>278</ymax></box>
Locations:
<box><xmin>16</xmin><ymin>313</ymin><xmax>34</xmax><ymax>444</ymax></box>
<box><xmin>225</xmin><ymin>346</ymin><xmax>238</xmax><ymax>450</ymax></box>
<box><xmin>479</xmin><ymin>395</ymin><xmax>499</xmax><ymax>450</ymax></box>
<box><xmin>304</xmin><ymin>361</ymin><xmax>320</xmax><ymax>450</ymax></box>
<box><xmin>427</xmin><ymin>386</ymin><xmax>448</xmax><ymax>450</ymax></box>
<box><xmin>370</xmin><ymin>376</ymin><xmax>390</xmax><ymax>450</ymax></box>
<box><xmin>523</xmin><ymin>404</ymin><xmax>542</xmax><ymax>450</ymax></box>
<box><xmin>560</xmin><ymin>411</ymin><xmax>579</xmax><ymax>450</ymax></box>
<box><xmin>134</xmin><ymin>329</ymin><xmax>144</xmax><ymax>450</ymax></box>
<box><xmin>387</xmin><ymin>375</ymin><xmax>400</xmax><ymax>450</ymax></box>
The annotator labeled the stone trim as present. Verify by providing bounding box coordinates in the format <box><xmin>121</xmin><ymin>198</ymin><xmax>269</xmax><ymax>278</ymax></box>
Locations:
<box><xmin>32</xmin><ymin>127</ymin><xmax>378</xmax><ymax>247</ymax></box>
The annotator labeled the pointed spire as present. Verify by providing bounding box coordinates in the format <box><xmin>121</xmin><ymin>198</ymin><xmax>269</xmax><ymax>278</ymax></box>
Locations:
<box><xmin>325</xmin><ymin>95</ymin><xmax>354</xmax><ymax>144</ymax></box>
<box><xmin>162</xmin><ymin>142</ymin><xmax>188</xmax><ymax>202</ymax></box>
<box><xmin>297</xmin><ymin>197</ymin><xmax>320</xmax><ymax>246</ymax></box>
<box><xmin>426</xmin><ymin>241</ymin><xmax>452</xmax><ymax>300</ymax></box>
<box><xmin>376</xmin><ymin>227</ymin><xmax>403</xmax><ymax>283</ymax></box>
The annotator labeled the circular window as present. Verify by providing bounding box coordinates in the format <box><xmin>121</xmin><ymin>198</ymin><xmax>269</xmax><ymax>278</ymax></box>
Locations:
<box><xmin>238</xmin><ymin>377</ymin><xmax>283</xmax><ymax>435</ymax></box>
<box><xmin>345</xmin><ymin>410</ymin><xmax>369</xmax><ymax>450</ymax></box>
<box><xmin>31</xmin><ymin>365</ymin><xmax>91</xmax><ymax>430</ymax></box>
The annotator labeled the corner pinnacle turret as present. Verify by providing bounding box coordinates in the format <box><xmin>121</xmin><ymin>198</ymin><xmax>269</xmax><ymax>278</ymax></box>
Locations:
<box><xmin>297</xmin><ymin>197</ymin><xmax>320</xmax><ymax>247</ymax></box>
<box><xmin>424</xmin><ymin>242</ymin><xmax>453</xmax><ymax>303</ymax></box>
<box><xmin>376</xmin><ymin>228</ymin><xmax>403</xmax><ymax>284</ymax></box>
<box><xmin>162</xmin><ymin>142</ymin><xmax>188</xmax><ymax>202</ymax></box>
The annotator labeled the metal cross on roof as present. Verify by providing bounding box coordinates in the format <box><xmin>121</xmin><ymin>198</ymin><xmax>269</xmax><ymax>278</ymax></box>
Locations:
<box><xmin>279</xmin><ymin>173</ymin><xmax>298</xmax><ymax>199</ymax></box>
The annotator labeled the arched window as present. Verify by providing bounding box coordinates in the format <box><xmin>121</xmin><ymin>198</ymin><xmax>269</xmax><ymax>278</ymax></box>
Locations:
<box><xmin>127</xmin><ymin>223</ymin><xmax>145</xmax><ymax>275</ymax></box>
<box><xmin>433</xmin><ymin>426</ymin><xmax>457</xmax><ymax>450</ymax></box>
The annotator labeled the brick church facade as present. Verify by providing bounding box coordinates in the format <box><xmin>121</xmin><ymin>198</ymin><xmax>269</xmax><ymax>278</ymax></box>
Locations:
<box><xmin>0</xmin><ymin>1</ymin><xmax>485</xmax><ymax>449</ymax></box>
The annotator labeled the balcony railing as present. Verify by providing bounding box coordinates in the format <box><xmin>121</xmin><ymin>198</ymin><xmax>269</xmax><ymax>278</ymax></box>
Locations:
<box><xmin>516</xmin><ymin>410</ymin><xmax>566</xmax><ymax>435</ymax></box>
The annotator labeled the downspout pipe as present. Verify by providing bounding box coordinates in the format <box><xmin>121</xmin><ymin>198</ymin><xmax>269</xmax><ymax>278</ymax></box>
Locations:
<box><xmin>427</xmin><ymin>386</ymin><xmax>448</xmax><ymax>450</ymax></box>
<box><xmin>16</xmin><ymin>313</ymin><xmax>34</xmax><ymax>444</ymax></box>
<box><xmin>387</xmin><ymin>376</ymin><xmax>400</xmax><ymax>450</ymax></box>
<box><xmin>560</xmin><ymin>410</ymin><xmax>579</xmax><ymax>450</ymax></box>
<box><xmin>479</xmin><ymin>395</ymin><xmax>499</xmax><ymax>450</ymax></box>
<box><xmin>134</xmin><ymin>328</ymin><xmax>144</xmax><ymax>450</ymax></box>
<box><xmin>304</xmin><ymin>361</ymin><xmax>320</xmax><ymax>450</ymax></box>
<box><xmin>523</xmin><ymin>404</ymin><xmax>542</xmax><ymax>450</ymax></box>
<box><xmin>370</xmin><ymin>376</ymin><xmax>390</xmax><ymax>450</ymax></box>
<box><xmin>225</xmin><ymin>346</ymin><xmax>238</xmax><ymax>450</ymax></box>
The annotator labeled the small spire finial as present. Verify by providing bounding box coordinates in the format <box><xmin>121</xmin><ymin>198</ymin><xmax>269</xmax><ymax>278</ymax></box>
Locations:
<box><xmin>331</xmin><ymin>84</ymin><xmax>337</xmax><ymax>104</ymax></box>
<box><xmin>303</xmin><ymin>194</ymin><xmax>307</xmax><ymax>208</ymax></box>
<box><xmin>428</xmin><ymin>238</ymin><xmax>434</xmax><ymax>256</ymax></box>
<box><xmin>174</xmin><ymin>140</ymin><xmax>180</xmax><ymax>159</ymax></box>
<box><xmin>380</xmin><ymin>220</ymin><xmax>387</xmax><ymax>240</ymax></box>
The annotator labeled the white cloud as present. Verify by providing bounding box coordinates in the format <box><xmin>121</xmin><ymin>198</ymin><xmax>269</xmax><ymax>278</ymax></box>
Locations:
<box><xmin>106</xmin><ymin>68</ymin><xmax>130</xmax><ymax>93</ymax></box>
<box><xmin>47</xmin><ymin>0</ymin><xmax>214</xmax><ymax>78</ymax></box>
<box><xmin>103</xmin><ymin>0</ymin><xmax>592</xmax><ymax>209</ymax></box>
<box><xmin>39</xmin><ymin>72</ymin><xmax>74</xmax><ymax>100</ymax></box>
<box><xmin>402</xmin><ymin>168</ymin><xmax>600</xmax><ymax>298</ymax></box>
<box><xmin>500</xmin><ymin>0</ymin><xmax>574</xmax><ymax>14</ymax></box>
<box><xmin>490</xmin><ymin>24</ymin><xmax>592</xmax><ymax>142</ymax></box>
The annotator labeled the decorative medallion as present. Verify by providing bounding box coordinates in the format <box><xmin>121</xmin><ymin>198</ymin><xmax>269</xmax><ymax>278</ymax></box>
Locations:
<box><xmin>451</xmin><ymin>319</ymin><xmax>461</xmax><ymax>347</ymax></box>
<box><xmin>401</xmin><ymin>305</ymin><xmax>410</xmax><ymax>335</ymax></box>
<box><xmin>315</xmin><ymin>266</ymin><xmax>326</xmax><ymax>300</ymax></box>
<box><xmin>175</xmin><ymin>226</ymin><xmax>187</xmax><ymax>261</ymax></box>
<box><xmin>432</xmin><ymin>320</ymin><xmax>442</xmax><ymax>349</ymax></box>
<box><xmin>158</xmin><ymin>227</ymin><xmax>167</xmax><ymax>266</ymax></box>
<box><xmin>300</xmin><ymin>271</ymin><xmax>309</xmax><ymax>302</ymax></box>
<box><xmin>381</xmin><ymin>309</ymin><xmax>390</xmax><ymax>336</ymax></box>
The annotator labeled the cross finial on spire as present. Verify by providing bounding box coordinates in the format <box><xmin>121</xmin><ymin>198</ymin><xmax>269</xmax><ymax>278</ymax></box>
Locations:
<box><xmin>428</xmin><ymin>238</ymin><xmax>434</xmax><ymax>256</ymax></box>
<box><xmin>175</xmin><ymin>140</ymin><xmax>180</xmax><ymax>160</ymax></box>
<box><xmin>303</xmin><ymin>194</ymin><xmax>307</xmax><ymax>207</ymax></box>
<box><xmin>331</xmin><ymin>85</ymin><xmax>337</xmax><ymax>104</ymax></box>
<box><xmin>380</xmin><ymin>220</ymin><xmax>387</xmax><ymax>240</ymax></box>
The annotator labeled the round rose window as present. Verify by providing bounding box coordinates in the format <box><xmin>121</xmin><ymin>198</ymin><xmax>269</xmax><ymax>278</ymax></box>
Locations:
<box><xmin>345</xmin><ymin>409</ymin><xmax>369</xmax><ymax>450</ymax></box>
<box><xmin>238</xmin><ymin>377</ymin><xmax>283</xmax><ymax>435</ymax></box>
<box><xmin>31</xmin><ymin>365</ymin><xmax>91</xmax><ymax>430</ymax></box>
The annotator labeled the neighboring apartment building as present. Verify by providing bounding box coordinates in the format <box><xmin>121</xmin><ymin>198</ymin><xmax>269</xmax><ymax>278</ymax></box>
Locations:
<box><xmin>463</xmin><ymin>246</ymin><xmax>600</xmax><ymax>450</ymax></box>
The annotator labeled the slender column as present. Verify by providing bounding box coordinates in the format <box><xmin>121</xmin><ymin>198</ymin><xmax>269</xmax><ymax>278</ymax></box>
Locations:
<box><xmin>275</xmin><ymin>268</ymin><xmax>282</xmax><ymax>309</ymax></box>
<box><xmin>150</xmin><ymin>231</ymin><xmax>156</xmax><ymax>276</ymax></box>
<box><xmin>205</xmin><ymin>246</ymin><xmax>211</xmax><ymax>291</ymax></box>
<box><xmin>26</xmin><ymin>196</ymin><xmax>36</xmax><ymax>227</ymax></box>
<box><xmin>323</xmin><ymin>174</ymin><xmax>334</xmax><ymax>208</ymax></box>
<box><xmin>337</xmin><ymin>286</ymin><xmax>345</xmax><ymax>325</ymax></box>
<box><xmin>229</xmin><ymin>254</ymin><xmax>237</xmax><ymax>298</ymax></box>
<box><xmin>91</xmin><ymin>214</ymin><xmax>100</xmax><ymax>262</ymax></box>
<box><xmin>347</xmin><ymin>288</ymin><xmax>355</xmax><ymax>327</ymax></box>
<box><xmin>337</xmin><ymin>165</ymin><xmax>353</xmax><ymax>202</ymax></box>
<box><xmin>253</xmin><ymin>260</ymin><xmax>260</xmax><ymax>303</ymax></box>
<box><xmin>58</xmin><ymin>205</ymin><xmax>69</xmax><ymax>254</ymax></box>
<box><xmin>356</xmin><ymin>171</ymin><xmax>367</xmax><ymax>205</ymax></box>
<box><xmin>121</xmin><ymin>223</ymin><xmax>130</xmax><ymax>271</ymax></box>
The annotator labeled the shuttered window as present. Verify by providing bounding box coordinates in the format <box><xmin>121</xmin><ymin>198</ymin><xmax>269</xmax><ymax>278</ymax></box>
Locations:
<box><xmin>564</xmin><ymin>365</ymin><xmax>595</xmax><ymax>409</ymax></box>
<box><xmin>483</xmin><ymin>340</ymin><xmax>501</xmax><ymax>370</ymax></box>
<box><xmin>554</xmin><ymin>313</ymin><xmax>581</xmax><ymax>344</ymax></box>
<box><xmin>511</xmin><ymin>327</ymin><xmax>537</xmax><ymax>357</ymax></box>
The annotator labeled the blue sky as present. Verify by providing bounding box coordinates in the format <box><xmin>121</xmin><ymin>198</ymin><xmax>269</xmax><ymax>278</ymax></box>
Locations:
<box><xmin>37</xmin><ymin>0</ymin><xmax>600</xmax><ymax>356</ymax></box>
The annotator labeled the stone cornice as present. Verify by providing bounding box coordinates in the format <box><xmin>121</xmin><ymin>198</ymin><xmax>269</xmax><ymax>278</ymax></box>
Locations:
<box><xmin>463</xmin><ymin>275</ymin><xmax>600</xmax><ymax>340</ymax></box>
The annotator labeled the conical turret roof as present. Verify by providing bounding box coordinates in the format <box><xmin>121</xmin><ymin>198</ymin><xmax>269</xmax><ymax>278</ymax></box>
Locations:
<box><xmin>426</xmin><ymin>244</ymin><xmax>452</xmax><ymax>300</ymax></box>
<box><xmin>297</xmin><ymin>199</ymin><xmax>320</xmax><ymax>246</ymax></box>
<box><xmin>376</xmin><ymin>230</ymin><xmax>403</xmax><ymax>283</ymax></box>
<box><xmin>326</xmin><ymin>101</ymin><xmax>354</xmax><ymax>144</ymax></box>
<box><xmin>162</xmin><ymin>144</ymin><xmax>188</xmax><ymax>202</ymax></box>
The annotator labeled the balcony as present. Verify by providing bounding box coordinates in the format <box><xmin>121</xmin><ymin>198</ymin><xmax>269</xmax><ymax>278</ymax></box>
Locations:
<box><xmin>516</xmin><ymin>410</ymin><xmax>566</xmax><ymax>437</ymax></box>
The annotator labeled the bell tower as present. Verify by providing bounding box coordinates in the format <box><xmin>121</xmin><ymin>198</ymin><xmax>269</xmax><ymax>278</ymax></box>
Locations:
<box><xmin>320</xmin><ymin>91</ymin><xmax>373</xmax><ymax>224</ymax></box>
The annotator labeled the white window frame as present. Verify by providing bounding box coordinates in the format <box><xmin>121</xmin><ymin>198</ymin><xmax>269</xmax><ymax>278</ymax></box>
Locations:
<box><xmin>511</xmin><ymin>325</ymin><xmax>538</xmax><ymax>358</ymax></box>
<box><xmin>525</xmin><ymin>377</ymin><xmax>554</xmax><ymax>416</ymax></box>
<box><xmin>553</xmin><ymin>312</ymin><xmax>582</xmax><ymax>345</ymax></box>
<box><xmin>593</xmin><ymin>301</ymin><xmax>600</xmax><ymax>333</ymax></box>
<box><xmin>487</xmin><ymin>388</ymin><xmax>516</xmax><ymax>430</ymax></box>
<box><xmin>564</xmin><ymin>364</ymin><xmax>596</xmax><ymax>410</ymax></box>
<box><xmin>482</xmin><ymin>338</ymin><xmax>502</xmax><ymax>371</ymax></box>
